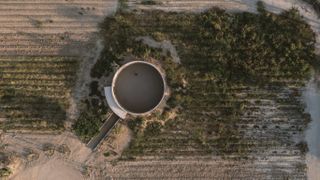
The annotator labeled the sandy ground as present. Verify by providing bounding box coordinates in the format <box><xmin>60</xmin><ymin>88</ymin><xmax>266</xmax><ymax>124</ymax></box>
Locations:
<box><xmin>1</xmin><ymin>131</ymin><xmax>109</xmax><ymax>180</ymax></box>
<box><xmin>303</xmin><ymin>74</ymin><xmax>320</xmax><ymax>180</ymax></box>
<box><xmin>67</xmin><ymin>39</ymin><xmax>105</xmax><ymax>126</ymax></box>
<box><xmin>95</xmin><ymin>124</ymin><xmax>132</xmax><ymax>161</ymax></box>
<box><xmin>1</xmin><ymin>125</ymin><xmax>132</xmax><ymax>179</ymax></box>
<box><xmin>13</xmin><ymin>158</ymin><xmax>84</xmax><ymax>180</ymax></box>
<box><xmin>306</xmin><ymin>154</ymin><xmax>320</xmax><ymax>180</ymax></box>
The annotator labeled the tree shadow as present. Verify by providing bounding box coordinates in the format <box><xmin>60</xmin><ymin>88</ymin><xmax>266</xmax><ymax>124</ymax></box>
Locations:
<box><xmin>0</xmin><ymin>88</ymin><xmax>66</xmax><ymax>130</ymax></box>
<box><xmin>2</xmin><ymin>2</ymin><xmax>116</xmax><ymax>128</ymax></box>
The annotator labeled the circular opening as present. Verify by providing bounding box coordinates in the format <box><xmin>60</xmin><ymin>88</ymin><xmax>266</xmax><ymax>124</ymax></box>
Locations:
<box><xmin>112</xmin><ymin>61</ymin><xmax>165</xmax><ymax>114</ymax></box>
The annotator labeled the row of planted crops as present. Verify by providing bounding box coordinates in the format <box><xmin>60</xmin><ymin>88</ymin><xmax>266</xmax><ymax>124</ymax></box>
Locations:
<box><xmin>0</xmin><ymin>56</ymin><xmax>78</xmax><ymax>131</ymax></box>
<box><xmin>0</xmin><ymin>0</ymin><xmax>115</xmax><ymax>130</ymax></box>
<box><xmin>91</xmin><ymin>4</ymin><xmax>316</xmax><ymax>178</ymax></box>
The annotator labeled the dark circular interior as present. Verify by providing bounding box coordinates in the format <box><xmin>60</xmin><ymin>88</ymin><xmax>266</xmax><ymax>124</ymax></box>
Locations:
<box><xmin>113</xmin><ymin>62</ymin><xmax>164</xmax><ymax>114</ymax></box>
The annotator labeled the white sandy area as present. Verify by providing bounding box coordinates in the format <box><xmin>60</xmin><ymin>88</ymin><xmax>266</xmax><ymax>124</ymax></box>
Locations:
<box><xmin>12</xmin><ymin>158</ymin><xmax>84</xmax><ymax>180</ymax></box>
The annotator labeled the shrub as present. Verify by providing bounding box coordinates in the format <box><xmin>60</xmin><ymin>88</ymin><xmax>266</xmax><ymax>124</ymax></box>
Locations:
<box><xmin>257</xmin><ymin>1</ymin><xmax>266</xmax><ymax>14</ymax></box>
<box><xmin>103</xmin><ymin>151</ymin><xmax>110</xmax><ymax>157</ymax></box>
<box><xmin>98</xmin><ymin>7</ymin><xmax>317</xmax><ymax>158</ymax></box>
<box><xmin>127</xmin><ymin>117</ymin><xmax>143</xmax><ymax>133</ymax></box>
<box><xmin>296</xmin><ymin>141</ymin><xmax>309</xmax><ymax>154</ymax></box>
<box><xmin>0</xmin><ymin>167</ymin><xmax>11</xmax><ymax>178</ymax></box>
<box><xmin>141</xmin><ymin>0</ymin><xmax>158</xmax><ymax>5</ymax></box>
<box><xmin>73</xmin><ymin>111</ymin><xmax>103</xmax><ymax>142</ymax></box>
<box><xmin>144</xmin><ymin>121</ymin><xmax>162</xmax><ymax>136</ymax></box>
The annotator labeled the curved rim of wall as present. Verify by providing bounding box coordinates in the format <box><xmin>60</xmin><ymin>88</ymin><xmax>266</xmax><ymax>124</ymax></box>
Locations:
<box><xmin>104</xmin><ymin>86</ymin><xmax>127</xmax><ymax>119</ymax></box>
<box><xmin>111</xmin><ymin>60</ymin><xmax>166</xmax><ymax>116</ymax></box>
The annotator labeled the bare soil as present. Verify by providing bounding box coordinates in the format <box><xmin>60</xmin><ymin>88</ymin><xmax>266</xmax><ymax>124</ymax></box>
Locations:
<box><xmin>0</xmin><ymin>0</ymin><xmax>118</xmax><ymax>179</ymax></box>
<box><xmin>12</xmin><ymin>158</ymin><xmax>84</xmax><ymax>180</ymax></box>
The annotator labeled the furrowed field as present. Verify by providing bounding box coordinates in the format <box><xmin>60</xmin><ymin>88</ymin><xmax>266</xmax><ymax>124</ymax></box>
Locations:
<box><xmin>0</xmin><ymin>0</ymin><xmax>118</xmax><ymax>132</ymax></box>
<box><xmin>0</xmin><ymin>0</ymin><xmax>118</xmax><ymax>179</ymax></box>
<box><xmin>92</xmin><ymin>3</ymin><xmax>317</xmax><ymax>178</ymax></box>
<box><xmin>0</xmin><ymin>56</ymin><xmax>78</xmax><ymax>131</ymax></box>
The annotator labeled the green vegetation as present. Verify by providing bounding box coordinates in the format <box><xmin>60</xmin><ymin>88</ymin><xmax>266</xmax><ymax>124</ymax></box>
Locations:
<box><xmin>119</xmin><ymin>0</ymin><xmax>129</xmax><ymax>11</ymax></box>
<box><xmin>257</xmin><ymin>1</ymin><xmax>266</xmax><ymax>14</ymax></box>
<box><xmin>127</xmin><ymin>117</ymin><xmax>143</xmax><ymax>133</ymax></box>
<box><xmin>0</xmin><ymin>167</ymin><xmax>11</xmax><ymax>178</ymax></box>
<box><xmin>56</xmin><ymin>144</ymin><xmax>71</xmax><ymax>155</ymax></box>
<box><xmin>96</xmin><ymin>7</ymin><xmax>315</xmax><ymax>84</ymax></box>
<box><xmin>73</xmin><ymin>66</ymin><xmax>111</xmax><ymax>142</ymax></box>
<box><xmin>33</xmin><ymin>20</ymin><xmax>43</xmax><ymax>28</ymax></box>
<box><xmin>141</xmin><ymin>0</ymin><xmax>159</xmax><ymax>5</ymax></box>
<box><xmin>94</xmin><ymin>4</ymin><xmax>316</xmax><ymax>159</ymax></box>
<box><xmin>296</xmin><ymin>141</ymin><xmax>309</xmax><ymax>154</ymax></box>
<box><xmin>72</xmin><ymin>78</ymin><xmax>109</xmax><ymax>142</ymax></box>
<box><xmin>0</xmin><ymin>57</ymin><xmax>78</xmax><ymax>131</ymax></box>
<box><xmin>72</xmin><ymin>108</ymin><xmax>107</xmax><ymax>142</ymax></box>
<box><xmin>144</xmin><ymin>121</ymin><xmax>162</xmax><ymax>136</ymax></box>
<box><xmin>103</xmin><ymin>151</ymin><xmax>111</xmax><ymax>157</ymax></box>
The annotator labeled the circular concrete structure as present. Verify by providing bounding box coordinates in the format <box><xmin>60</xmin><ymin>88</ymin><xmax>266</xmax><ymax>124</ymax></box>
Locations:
<box><xmin>111</xmin><ymin>61</ymin><xmax>165</xmax><ymax>115</ymax></box>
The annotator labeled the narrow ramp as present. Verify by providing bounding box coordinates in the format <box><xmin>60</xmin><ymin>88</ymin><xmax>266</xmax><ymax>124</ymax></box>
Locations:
<box><xmin>87</xmin><ymin>113</ymin><xmax>120</xmax><ymax>150</ymax></box>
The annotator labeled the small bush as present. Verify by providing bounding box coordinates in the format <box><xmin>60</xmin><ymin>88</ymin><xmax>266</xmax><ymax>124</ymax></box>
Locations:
<box><xmin>257</xmin><ymin>1</ymin><xmax>266</xmax><ymax>14</ymax></box>
<box><xmin>144</xmin><ymin>121</ymin><xmax>162</xmax><ymax>136</ymax></box>
<box><xmin>56</xmin><ymin>144</ymin><xmax>71</xmax><ymax>155</ymax></box>
<box><xmin>296</xmin><ymin>141</ymin><xmax>309</xmax><ymax>154</ymax></box>
<box><xmin>73</xmin><ymin>111</ymin><xmax>103</xmax><ymax>142</ymax></box>
<box><xmin>0</xmin><ymin>167</ymin><xmax>11</xmax><ymax>178</ymax></box>
<box><xmin>33</xmin><ymin>20</ymin><xmax>43</xmax><ymax>28</ymax></box>
<box><xmin>103</xmin><ymin>151</ymin><xmax>110</xmax><ymax>157</ymax></box>
<box><xmin>141</xmin><ymin>0</ymin><xmax>158</xmax><ymax>5</ymax></box>
<box><xmin>89</xmin><ymin>81</ymin><xmax>102</xmax><ymax>98</ymax></box>
<box><xmin>127</xmin><ymin>117</ymin><xmax>143</xmax><ymax>133</ymax></box>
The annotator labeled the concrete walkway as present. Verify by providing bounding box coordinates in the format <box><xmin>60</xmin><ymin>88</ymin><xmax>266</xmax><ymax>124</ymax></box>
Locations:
<box><xmin>87</xmin><ymin>113</ymin><xmax>120</xmax><ymax>150</ymax></box>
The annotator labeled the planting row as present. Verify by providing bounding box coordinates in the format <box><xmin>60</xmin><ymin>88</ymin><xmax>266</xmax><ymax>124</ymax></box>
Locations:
<box><xmin>0</xmin><ymin>56</ymin><xmax>78</xmax><ymax>131</ymax></box>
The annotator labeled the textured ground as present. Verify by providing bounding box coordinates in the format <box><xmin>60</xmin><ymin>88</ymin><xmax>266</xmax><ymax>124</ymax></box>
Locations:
<box><xmin>0</xmin><ymin>0</ymin><xmax>118</xmax><ymax>131</ymax></box>
<box><xmin>128</xmin><ymin>0</ymin><xmax>320</xmax><ymax>55</ymax></box>
<box><xmin>0</xmin><ymin>0</ymin><xmax>118</xmax><ymax>179</ymax></box>
<box><xmin>0</xmin><ymin>0</ymin><xmax>319</xmax><ymax>179</ymax></box>
<box><xmin>0</xmin><ymin>0</ymin><xmax>117</xmax><ymax>56</ymax></box>
<box><xmin>105</xmin><ymin>1</ymin><xmax>320</xmax><ymax>180</ymax></box>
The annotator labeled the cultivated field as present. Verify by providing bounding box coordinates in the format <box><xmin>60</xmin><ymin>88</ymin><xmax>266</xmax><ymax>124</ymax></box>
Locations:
<box><xmin>0</xmin><ymin>0</ymin><xmax>319</xmax><ymax>179</ymax></box>
<box><xmin>92</xmin><ymin>1</ymin><xmax>319</xmax><ymax>179</ymax></box>
<box><xmin>0</xmin><ymin>0</ymin><xmax>118</xmax><ymax>131</ymax></box>
<box><xmin>0</xmin><ymin>0</ymin><xmax>118</xmax><ymax>179</ymax></box>
<box><xmin>0</xmin><ymin>56</ymin><xmax>77</xmax><ymax>131</ymax></box>
<box><xmin>127</xmin><ymin>0</ymin><xmax>320</xmax><ymax>54</ymax></box>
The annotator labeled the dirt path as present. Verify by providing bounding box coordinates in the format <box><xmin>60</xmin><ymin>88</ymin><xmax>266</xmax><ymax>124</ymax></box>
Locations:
<box><xmin>12</xmin><ymin>158</ymin><xmax>84</xmax><ymax>180</ymax></box>
<box><xmin>2</xmin><ymin>131</ymin><xmax>95</xmax><ymax>179</ymax></box>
